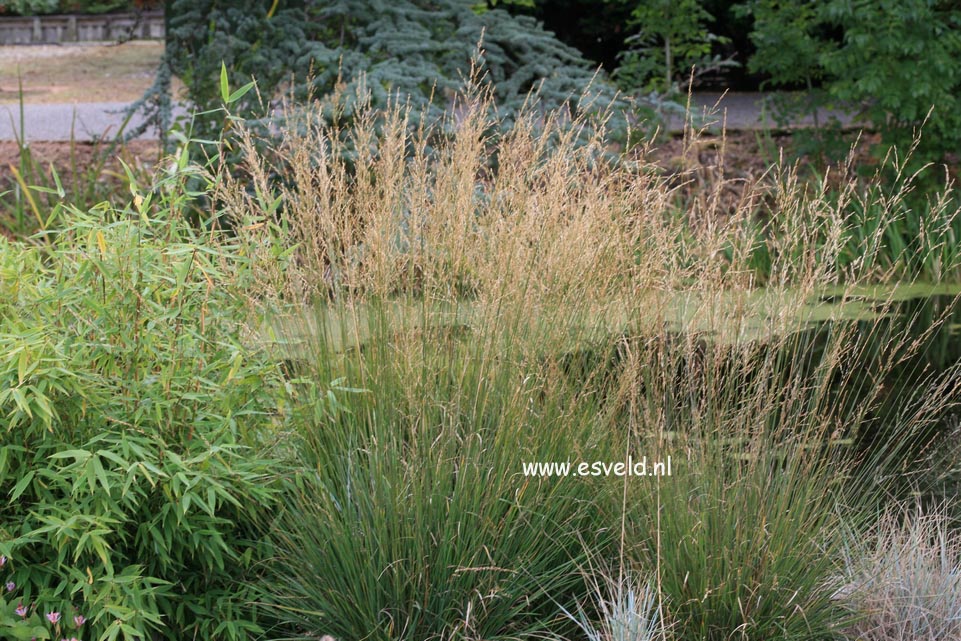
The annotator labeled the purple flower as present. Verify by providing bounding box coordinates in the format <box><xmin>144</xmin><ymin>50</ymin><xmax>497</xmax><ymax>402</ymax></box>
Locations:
<box><xmin>66</xmin><ymin>637</ymin><xmax>80</xmax><ymax>641</ymax></box>
<box><xmin>73</xmin><ymin>615</ymin><xmax>85</xmax><ymax>627</ymax></box>
<box><xmin>0</xmin><ymin>555</ymin><xmax>6</xmax><ymax>567</ymax></box>
<box><xmin>45</xmin><ymin>611</ymin><xmax>60</xmax><ymax>625</ymax></box>
<box><xmin>5</xmin><ymin>581</ymin><xmax>14</xmax><ymax>592</ymax></box>
<box><xmin>15</xmin><ymin>602</ymin><xmax>27</xmax><ymax>618</ymax></box>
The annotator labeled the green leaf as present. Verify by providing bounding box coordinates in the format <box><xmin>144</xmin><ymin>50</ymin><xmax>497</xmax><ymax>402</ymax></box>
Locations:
<box><xmin>9</xmin><ymin>387</ymin><xmax>32</xmax><ymax>419</ymax></box>
<box><xmin>220</xmin><ymin>61</ymin><xmax>230</xmax><ymax>103</ymax></box>
<box><xmin>17</xmin><ymin>349</ymin><xmax>29</xmax><ymax>384</ymax></box>
<box><xmin>49</xmin><ymin>161</ymin><xmax>65</xmax><ymax>198</ymax></box>
<box><xmin>49</xmin><ymin>450</ymin><xmax>93</xmax><ymax>463</ymax></box>
<box><xmin>7</xmin><ymin>624</ymin><xmax>51</xmax><ymax>641</ymax></box>
<box><xmin>97</xmin><ymin>449</ymin><xmax>128</xmax><ymax>468</ymax></box>
<box><xmin>9</xmin><ymin>470</ymin><xmax>34</xmax><ymax>502</ymax></box>
<box><xmin>206</xmin><ymin>486</ymin><xmax>217</xmax><ymax>515</ymax></box>
<box><xmin>228</xmin><ymin>81</ymin><xmax>256</xmax><ymax>104</ymax></box>
<box><xmin>92</xmin><ymin>456</ymin><xmax>111</xmax><ymax>494</ymax></box>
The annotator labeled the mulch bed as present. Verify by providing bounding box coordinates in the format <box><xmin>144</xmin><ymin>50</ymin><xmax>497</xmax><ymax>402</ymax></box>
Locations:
<box><xmin>0</xmin><ymin>139</ymin><xmax>160</xmax><ymax>178</ymax></box>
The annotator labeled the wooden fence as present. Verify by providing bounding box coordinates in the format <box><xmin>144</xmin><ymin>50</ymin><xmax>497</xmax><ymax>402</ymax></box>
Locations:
<box><xmin>0</xmin><ymin>11</ymin><xmax>163</xmax><ymax>45</ymax></box>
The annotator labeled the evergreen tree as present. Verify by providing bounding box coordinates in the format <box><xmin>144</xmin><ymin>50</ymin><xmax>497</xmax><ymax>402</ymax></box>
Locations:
<box><xmin>302</xmin><ymin>0</ymin><xmax>614</xmax><ymax>116</ymax></box>
<box><xmin>128</xmin><ymin>0</ymin><xmax>630</xmax><ymax>143</ymax></box>
<box><xmin>610</xmin><ymin>0</ymin><xmax>737</xmax><ymax>96</ymax></box>
<box><xmin>126</xmin><ymin>0</ymin><xmax>310</xmax><ymax>143</ymax></box>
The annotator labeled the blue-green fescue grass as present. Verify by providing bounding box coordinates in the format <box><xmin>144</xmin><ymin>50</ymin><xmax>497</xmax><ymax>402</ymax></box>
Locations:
<box><xmin>837</xmin><ymin>501</ymin><xmax>961</xmax><ymax>641</ymax></box>
<box><xmin>215</xmin><ymin>86</ymin><xmax>961</xmax><ymax>641</ymax></box>
<box><xmin>559</xmin><ymin>553</ymin><xmax>668</xmax><ymax>641</ymax></box>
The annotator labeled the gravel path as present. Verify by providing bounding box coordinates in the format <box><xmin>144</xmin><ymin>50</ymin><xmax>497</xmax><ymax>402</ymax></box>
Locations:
<box><xmin>0</xmin><ymin>92</ymin><xmax>860</xmax><ymax>142</ymax></box>
<box><xmin>0</xmin><ymin>43</ymin><xmax>92</xmax><ymax>63</ymax></box>
<box><xmin>0</xmin><ymin>101</ymin><xmax>167</xmax><ymax>141</ymax></box>
<box><xmin>665</xmin><ymin>92</ymin><xmax>860</xmax><ymax>132</ymax></box>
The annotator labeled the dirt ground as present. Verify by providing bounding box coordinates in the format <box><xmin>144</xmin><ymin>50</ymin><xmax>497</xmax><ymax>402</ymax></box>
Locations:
<box><xmin>0</xmin><ymin>139</ymin><xmax>160</xmax><ymax>230</ymax></box>
<box><xmin>0</xmin><ymin>138</ymin><xmax>159</xmax><ymax>168</ymax></box>
<box><xmin>0</xmin><ymin>41</ymin><xmax>173</xmax><ymax>104</ymax></box>
<box><xmin>0</xmin><ymin>132</ymin><xmax>778</xmax><ymax>186</ymax></box>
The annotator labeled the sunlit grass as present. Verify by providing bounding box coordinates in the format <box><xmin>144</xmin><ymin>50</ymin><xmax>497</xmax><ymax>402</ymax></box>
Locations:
<box><xmin>213</xmin><ymin>84</ymin><xmax>961</xmax><ymax>639</ymax></box>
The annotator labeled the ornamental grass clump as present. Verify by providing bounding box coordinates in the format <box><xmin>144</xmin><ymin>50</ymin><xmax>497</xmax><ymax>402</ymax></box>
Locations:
<box><xmin>610</xmin><ymin>290</ymin><xmax>961</xmax><ymax>640</ymax></box>
<box><xmin>560</xmin><ymin>555</ymin><xmax>670</xmax><ymax>641</ymax></box>
<box><xmin>838</xmin><ymin>502</ymin><xmax>961</xmax><ymax>641</ymax></box>
<box><xmin>218</xmin><ymin>83</ymin><xmax>961</xmax><ymax>640</ymax></box>
<box><xmin>263</xmin><ymin>292</ymin><xmax>623</xmax><ymax>639</ymax></box>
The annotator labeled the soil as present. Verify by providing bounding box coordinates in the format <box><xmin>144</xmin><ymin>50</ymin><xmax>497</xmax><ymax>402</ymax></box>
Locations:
<box><xmin>0</xmin><ymin>138</ymin><xmax>160</xmax><ymax>240</ymax></box>
<box><xmin>0</xmin><ymin>138</ymin><xmax>159</xmax><ymax>169</ymax></box>
<box><xmin>0</xmin><ymin>132</ymin><xmax>789</xmax><ymax>206</ymax></box>
<box><xmin>0</xmin><ymin>131</ymin><xmax>857</xmax><ymax>250</ymax></box>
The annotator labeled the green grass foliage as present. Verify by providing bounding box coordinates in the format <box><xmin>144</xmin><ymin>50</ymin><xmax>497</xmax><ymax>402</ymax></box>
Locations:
<box><xmin>2</xmin><ymin>82</ymin><xmax>961</xmax><ymax>641</ymax></box>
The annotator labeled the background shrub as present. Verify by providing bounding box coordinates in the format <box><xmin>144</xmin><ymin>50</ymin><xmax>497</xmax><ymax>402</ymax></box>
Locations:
<box><xmin>738</xmin><ymin>0</ymin><xmax>961</xmax><ymax>166</ymax></box>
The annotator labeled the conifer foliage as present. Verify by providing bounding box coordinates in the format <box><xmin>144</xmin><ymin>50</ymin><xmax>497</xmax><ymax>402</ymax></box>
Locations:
<box><xmin>131</xmin><ymin>0</ymin><xmax>624</xmax><ymax>141</ymax></box>
<box><xmin>303</xmin><ymin>0</ymin><xmax>613</xmax><ymax>116</ymax></box>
